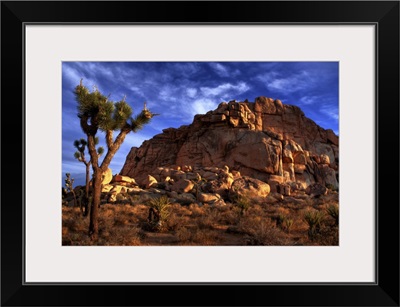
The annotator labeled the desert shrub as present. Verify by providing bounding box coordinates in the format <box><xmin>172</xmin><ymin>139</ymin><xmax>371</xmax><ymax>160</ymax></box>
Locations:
<box><xmin>316</xmin><ymin>225</ymin><xmax>339</xmax><ymax>246</ymax></box>
<box><xmin>165</xmin><ymin>211</ymin><xmax>189</xmax><ymax>231</ymax></box>
<box><xmin>99</xmin><ymin>226</ymin><xmax>143</xmax><ymax>246</ymax></box>
<box><xmin>196</xmin><ymin>208</ymin><xmax>219</xmax><ymax>229</ymax></box>
<box><xmin>326</xmin><ymin>204</ymin><xmax>339</xmax><ymax>225</ymax></box>
<box><xmin>188</xmin><ymin>203</ymin><xmax>207</xmax><ymax>218</ymax></box>
<box><xmin>191</xmin><ymin>228</ymin><xmax>220</xmax><ymax>245</ymax></box>
<box><xmin>273</xmin><ymin>213</ymin><xmax>294</xmax><ymax>234</ymax></box>
<box><xmin>238</xmin><ymin>216</ymin><xmax>286</xmax><ymax>245</ymax></box>
<box><xmin>128</xmin><ymin>195</ymin><xmax>140</xmax><ymax>206</ymax></box>
<box><xmin>176</xmin><ymin>227</ymin><xmax>192</xmax><ymax>243</ymax></box>
<box><xmin>304</xmin><ymin>197</ymin><xmax>315</xmax><ymax>207</ymax></box>
<box><xmin>247</xmin><ymin>204</ymin><xmax>265</xmax><ymax>217</ymax></box>
<box><xmin>116</xmin><ymin>194</ymin><xmax>126</xmax><ymax>202</ymax></box>
<box><xmin>303</xmin><ymin>209</ymin><xmax>325</xmax><ymax>239</ymax></box>
<box><xmin>62</xmin><ymin>205</ymin><xmax>147</xmax><ymax>246</ymax></box>
<box><xmin>175</xmin><ymin>226</ymin><xmax>219</xmax><ymax>245</ymax></box>
<box><xmin>218</xmin><ymin>206</ymin><xmax>239</xmax><ymax>225</ymax></box>
<box><xmin>113</xmin><ymin>214</ymin><xmax>129</xmax><ymax>227</ymax></box>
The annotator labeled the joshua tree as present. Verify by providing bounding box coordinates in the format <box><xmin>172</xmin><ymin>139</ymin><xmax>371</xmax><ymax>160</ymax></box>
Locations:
<box><xmin>73</xmin><ymin>137</ymin><xmax>104</xmax><ymax>216</ymax></box>
<box><xmin>64</xmin><ymin>173</ymin><xmax>77</xmax><ymax>208</ymax></box>
<box><xmin>74</xmin><ymin>79</ymin><xmax>155</xmax><ymax>240</ymax></box>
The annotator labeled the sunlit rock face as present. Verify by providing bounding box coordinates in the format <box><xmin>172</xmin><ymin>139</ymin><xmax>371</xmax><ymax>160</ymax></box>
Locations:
<box><xmin>120</xmin><ymin>97</ymin><xmax>339</xmax><ymax>190</ymax></box>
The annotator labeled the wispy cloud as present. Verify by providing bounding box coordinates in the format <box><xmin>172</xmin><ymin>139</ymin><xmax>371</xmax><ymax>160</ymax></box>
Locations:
<box><xmin>256</xmin><ymin>70</ymin><xmax>321</xmax><ymax>94</ymax></box>
<box><xmin>209</xmin><ymin>63</ymin><xmax>229</xmax><ymax>77</ymax></box>
<box><xmin>186</xmin><ymin>88</ymin><xmax>197</xmax><ymax>98</ymax></box>
<box><xmin>191</xmin><ymin>98</ymin><xmax>219</xmax><ymax>116</ymax></box>
<box><xmin>200</xmin><ymin>82</ymin><xmax>249</xmax><ymax>97</ymax></box>
<box><xmin>159</xmin><ymin>85</ymin><xmax>178</xmax><ymax>102</ymax></box>
<box><xmin>255</xmin><ymin>71</ymin><xmax>280</xmax><ymax>83</ymax></box>
<box><xmin>320</xmin><ymin>105</ymin><xmax>339</xmax><ymax>120</ymax></box>
<box><xmin>299</xmin><ymin>95</ymin><xmax>319</xmax><ymax>105</ymax></box>
<box><xmin>209</xmin><ymin>63</ymin><xmax>241</xmax><ymax>78</ymax></box>
<box><xmin>170</xmin><ymin>63</ymin><xmax>200</xmax><ymax>76</ymax></box>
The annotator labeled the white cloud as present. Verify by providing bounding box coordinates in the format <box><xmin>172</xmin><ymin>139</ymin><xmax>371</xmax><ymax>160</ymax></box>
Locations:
<box><xmin>255</xmin><ymin>71</ymin><xmax>279</xmax><ymax>83</ymax></box>
<box><xmin>232</xmin><ymin>69</ymin><xmax>241</xmax><ymax>77</ymax></box>
<box><xmin>320</xmin><ymin>105</ymin><xmax>339</xmax><ymax>120</ymax></box>
<box><xmin>186</xmin><ymin>88</ymin><xmax>197</xmax><ymax>98</ymax></box>
<box><xmin>159</xmin><ymin>85</ymin><xmax>177</xmax><ymax>102</ymax></box>
<box><xmin>299</xmin><ymin>95</ymin><xmax>319</xmax><ymax>105</ymax></box>
<box><xmin>129</xmin><ymin>86</ymin><xmax>145</xmax><ymax>97</ymax></box>
<box><xmin>200</xmin><ymin>82</ymin><xmax>249</xmax><ymax>97</ymax></box>
<box><xmin>173</xmin><ymin>63</ymin><xmax>200</xmax><ymax>76</ymax></box>
<box><xmin>63</xmin><ymin>65</ymin><xmax>81</xmax><ymax>83</ymax></box>
<box><xmin>62</xmin><ymin>64</ymin><xmax>98</xmax><ymax>92</ymax></box>
<box><xmin>81</xmin><ymin>62</ymin><xmax>114</xmax><ymax>78</ymax></box>
<box><xmin>209</xmin><ymin>63</ymin><xmax>241</xmax><ymax>78</ymax></box>
<box><xmin>191</xmin><ymin>98</ymin><xmax>219</xmax><ymax>115</ymax></box>
<box><xmin>256</xmin><ymin>71</ymin><xmax>316</xmax><ymax>93</ymax></box>
<box><xmin>209</xmin><ymin>63</ymin><xmax>229</xmax><ymax>77</ymax></box>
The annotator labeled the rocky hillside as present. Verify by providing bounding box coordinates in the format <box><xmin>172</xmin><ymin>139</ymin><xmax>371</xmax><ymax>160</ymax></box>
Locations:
<box><xmin>120</xmin><ymin>97</ymin><xmax>339</xmax><ymax>192</ymax></box>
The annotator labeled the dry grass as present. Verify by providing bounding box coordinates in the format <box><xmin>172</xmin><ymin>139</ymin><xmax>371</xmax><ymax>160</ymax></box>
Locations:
<box><xmin>62</xmin><ymin>192</ymin><xmax>339</xmax><ymax>246</ymax></box>
<box><xmin>62</xmin><ymin>204</ymin><xmax>146</xmax><ymax>246</ymax></box>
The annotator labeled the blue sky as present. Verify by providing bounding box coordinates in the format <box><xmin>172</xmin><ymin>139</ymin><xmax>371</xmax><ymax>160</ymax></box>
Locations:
<box><xmin>62</xmin><ymin>62</ymin><xmax>338</xmax><ymax>187</ymax></box>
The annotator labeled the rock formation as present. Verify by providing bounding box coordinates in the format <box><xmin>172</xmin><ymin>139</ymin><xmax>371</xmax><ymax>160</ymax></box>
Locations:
<box><xmin>120</xmin><ymin>97</ymin><xmax>339</xmax><ymax>191</ymax></box>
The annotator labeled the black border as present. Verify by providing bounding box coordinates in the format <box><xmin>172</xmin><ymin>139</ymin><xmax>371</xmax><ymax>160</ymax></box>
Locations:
<box><xmin>1</xmin><ymin>1</ymin><xmax>399</xmax><ymax>306</ymax></box>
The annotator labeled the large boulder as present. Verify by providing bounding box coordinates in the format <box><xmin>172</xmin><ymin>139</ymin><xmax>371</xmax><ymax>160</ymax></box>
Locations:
<box><xmin>102</xmin><ymin>168</ymin><xmax>113</xmax><ymax>185</ymax></box>
<box><xmin>144</xmin><ymin>175</ymin><xmax>158</xmax><ymax>189</ymax></box>
<box><xmin>120</xmin><ymin>97</ymin><xmax>339</xmax><ymax>191</ymax></box>
<box><xmin>171</xmin><ymin>179</ymin><xmax>194</xmax><ymax>194</ymax></box>
<box><xmin>229</xmin><ymin>176</ymin><xmax>270</xmax><ymax>201</ymax></box>
<box><xmin>197</xmin><ymin>192</ymin><xmax>221</xmax><ymax>203</ymax></box>
<box><xmin>112</xmin><ymin>174</ymin><xmax>137</xmax><ymax>185</ymax></box>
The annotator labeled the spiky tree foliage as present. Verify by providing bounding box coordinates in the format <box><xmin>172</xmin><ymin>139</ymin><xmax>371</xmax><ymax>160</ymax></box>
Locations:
<box><xmin>64</xmin><ymin>173</ymin><xmax>77</xmax><ymax>208</ymax></box>
<box><xmin>73</xmin><ymin>137</ymin><xmax>104</xmax><ymax>216</ymax></box>
<box><xmin>74</xmin><ymin>80</ymin><xmax>155</xmax><ymax>240</ymax></box>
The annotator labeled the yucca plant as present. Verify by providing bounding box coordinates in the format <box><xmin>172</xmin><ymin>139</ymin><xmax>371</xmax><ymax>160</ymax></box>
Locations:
<box><xmin>283</xmin><ymin>217</ymin><xmax>294</xmax><ymax>234</ymax></box>
<box><xmin>147</xmin><ymin>196</ymin><xmax>171</xmax><ymax>231</ymax></box>
<box><xmin>275</xmin><ymin>213</ymin><xmax>294</xmax><ymax>234</ymax></box>
<box><xmin>234</xmin><ymin>195</ymin><xmax>250</xmax><ymax>216</ymax></box>
<box><xmin>303</xmin><ymin>209</ymin><xmax>325</xmax><ymax>239</ymax></box>
<box><xmin>326</xmin><ymin>204</ymin><xmax>339</xmax><ymax>226</ymax></box>
<box><xmin>276</xmin><ymin>213</ymin><xmax>286</xmax><ymax>227</ymax></box>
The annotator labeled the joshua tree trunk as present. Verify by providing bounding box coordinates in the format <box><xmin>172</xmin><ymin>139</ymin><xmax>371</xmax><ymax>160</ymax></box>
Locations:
<box><xmin>85</xmin><ymin>162</ymin><xmax>90</xmax><ymax>198</ymax></box>
<box><xmin>72</xmin><ymin>190</ymin><xmax>78</xmax><ymax>209</ymax></box>
<box><xmin>87</xmin><ymin>134</ymin><xmax>101</xmax><ymax>241</ymax></box>
<box><xmin>87</xmin><ymin>130</ymin><xmax>129</xmax><ymax>240</ymax></box>
<box><xmin>84</xmin><ymin>162</ymin><xmax>90</xmax><ymax>217</ymax></box>
<box><xmin>89</xmin><ymin>168</ymin><xmax>102</xmax><ymax>241</ymax></box>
